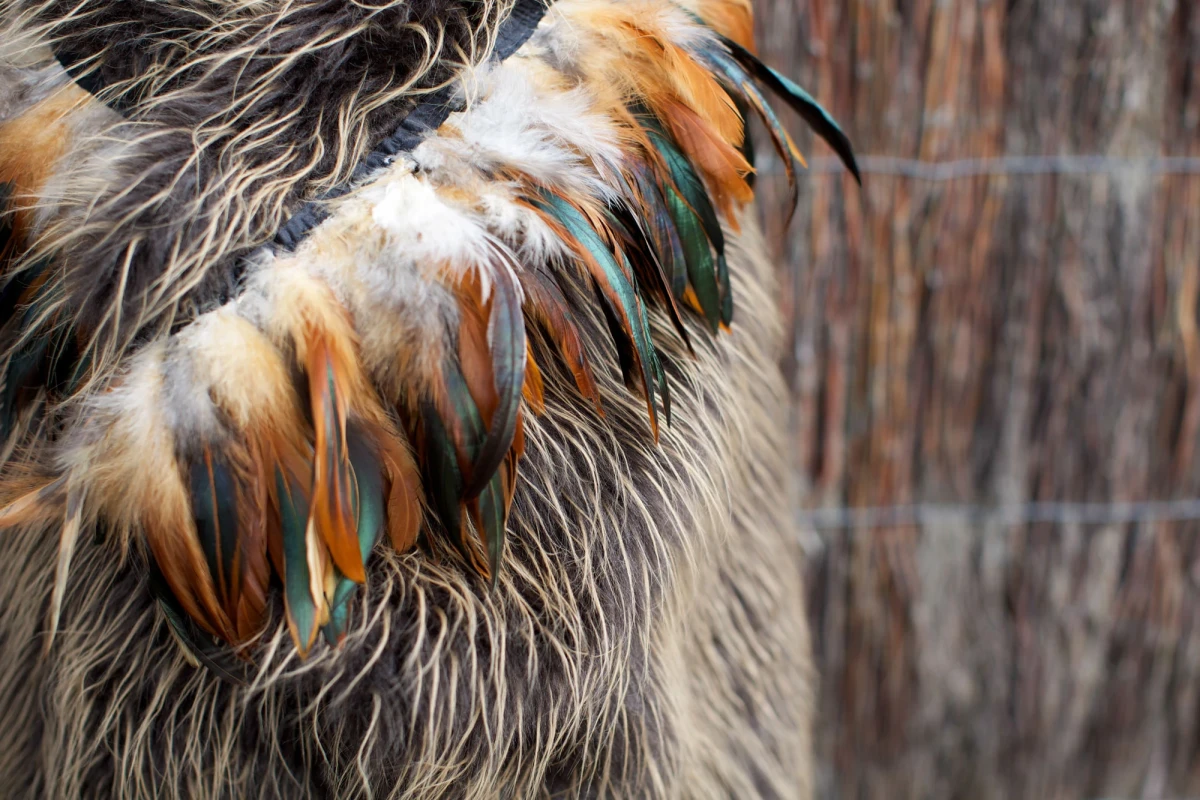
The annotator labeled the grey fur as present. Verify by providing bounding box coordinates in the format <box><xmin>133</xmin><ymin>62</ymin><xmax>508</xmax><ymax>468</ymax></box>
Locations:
<box><xmin>0</xmin><ymin>220</ymin><xmax>813</xmax><ymax>799</ymax></box>
<box><xmin>0</xmin><ymin>1</ymin><xmax>817</xmax><ymax>796</ymax></box>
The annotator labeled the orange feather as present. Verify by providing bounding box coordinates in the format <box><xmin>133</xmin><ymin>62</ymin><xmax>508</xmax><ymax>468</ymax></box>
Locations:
<box><xmin>696</xmin><ymin>0</ymin><xmax>757</xmax><ymax>53</ymax></box>
<box><xmin>523</xmin><ymin>348</ymin><xmax>546</xmax><ymax>415</ymax></box>
<box><xmin>382</xmin><ymin>437</ymin><xmax>423</xmax><ymax>553</ymax></box>
<box><xmin>143</xmin><ymin>486</ymin><xmax>234</xmax><ymax>642</ymax></box>
<box><xmin>307</xmin><ymin>334</ymin><xmax>365</xmax><ymax>583</ymax></box>
<box><xmin>659</xmin><ymin>99</ymin><xmax>753</xmax><ymax>221</ymax></box>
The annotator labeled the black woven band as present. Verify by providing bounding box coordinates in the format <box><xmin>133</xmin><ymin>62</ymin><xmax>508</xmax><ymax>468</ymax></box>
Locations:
<box><xmin>51</xmin><ymin>45</ymin><xmax>121</xmax><ymax>108</ymax></box>
<box><xmin>274</xmin><ymin>0</ymin><xmax>552</xmax><ymax>251</ymax></box>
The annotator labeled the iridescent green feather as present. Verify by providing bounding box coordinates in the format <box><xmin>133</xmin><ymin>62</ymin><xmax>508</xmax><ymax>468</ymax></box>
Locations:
<box><xmin>275</xmin><ymin>466</ymin><xmax>319</xmax><ymax>650</ymax></box>
<box><xmin>322</xmin><ymin>426</ymin><xmax>386</xmax><ymax>644</ymax></box>
<box><xmin>462</xmin><ymin>269</ymin><xmax>525</xmax><ymax>500</ymax></box>
<box><xmin>532</xmin><ymin>190</ymin><xmax>661</xmax><ymax>429</ymax></box>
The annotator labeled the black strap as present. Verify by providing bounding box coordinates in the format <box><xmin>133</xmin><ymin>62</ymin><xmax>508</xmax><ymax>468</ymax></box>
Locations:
<box><xmin>274</xmin><ymin>0</ymin><xmax>552</xmax><ymax>251</ymax></box>
<box><xmin>51</xmin><ymin>44</ymin><xmax>130</xmax><ymax>112</ymax></box>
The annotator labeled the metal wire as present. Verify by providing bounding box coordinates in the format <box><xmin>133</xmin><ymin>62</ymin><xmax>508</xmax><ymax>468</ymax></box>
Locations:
<box><xmin>795</xmin><ymin>499</ymin><xmax>1200</xmax><ymax>530</ymax></box>
<box><xmin>763</xmin><ymin>154</ymin><xmax>1200</xmax><ymax>180</ymax></box>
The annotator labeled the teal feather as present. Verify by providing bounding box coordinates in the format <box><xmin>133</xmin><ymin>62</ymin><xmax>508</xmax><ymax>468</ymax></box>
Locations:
<box><xmin>643</xmin><ymin>122</ymin><xmax>726</xmax><ymax>255</ymax></box>
<box><xmin>717</xmin><ymin>252</ymin><xmax>732</xmax><ymax>326</ymax></box>
<box><xmin>462</xmin><ymin>268</ymin><xmax>525</xmax><ymax>499</ymax></box>
<box><xmin>638</xmin><ymin>119</ymin><xmax>725</xmax><ymax>332</ymax></box>
<box><xmin>696</xmin><ymin>45</ymin><xmax>803</xmax><ymax>204</ymax></box>
<box><xmin>423</xmin><ymin>364</ymin><xmax>492</xmax><ymax>572</ymax></box>
<box><xmin>711</xmin><ymin>36</ymin><xmax>861</xmax><ymax>184</ymax></box>
<box><xmin>471</xmin><ymin>470</ymin><xmax>507</xmax><ymax>588</ymax></box>
<box><xmin>275</xmin><ymin>466</ymin><xmax>319</xmax><ymax>650</ymax></box>
<box><xmin>604</xmin><ymin>204</ymin><xmax>693</xmax><ymax>353</ymax></box>
<box><xmin>189</xmin><ymin>450</ymin><xmax>240</xmax><ymax>610</ymax></box>
<box><xmin>532</xmin><ymin>190</ymin><xmax>661</xmax><ymax>429</ymax></box>
<box><xmin>628</xmin><ymin>163</ymin><xmax>688</xmax><ymax>300</ymax></box>
<box><xmin>664</xmin><ymin>186</ymin><xmax>721</xmax><ymax>333</ymax></box>
<box><xmin>321</xmin><ymin>426</ymin><xmax>385</xmax><ymax>644</ymax></box>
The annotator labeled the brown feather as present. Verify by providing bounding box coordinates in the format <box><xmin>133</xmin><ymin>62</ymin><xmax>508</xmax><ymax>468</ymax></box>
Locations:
<box><xmin>382</xmin><ymin>436</ymin><xmax>423</xmax><ymax>553</ymax></box>
<box><xmin>0</xmin><ymin>85</ymin><xmax>85</xmax><ymax>241</ymax></box>
<box><xmin>523</xmin><ymin>348</ymin><xmax>546</xmax><ymax>415</ymax></box>
<box><xmin>233</xmin><ymin>441</ymin><xmax>272</xmax><ymax>641</ymax></box>
<box><xmin>307</xmin><ymin>333</ymin><xmax>365</xmax><ymax>583</ymax></box>
<box><xmin>456</xmin><ymin>275</ymin><xmax>500</xmax><ymax>430</ymax></box>
<box><xmin>659</xmin><ymin>99</ymin><xmax>753</xmax><ymax>221</ymax></box>
<box><xmin>0</xmin><ymin>474</ymin><xmax>65</xmax><ymax>529</ymax></box>
<box><xmin>143</xmin><ymin>488</ymin><xmax>233</xmax><ymax>642</ymax></box>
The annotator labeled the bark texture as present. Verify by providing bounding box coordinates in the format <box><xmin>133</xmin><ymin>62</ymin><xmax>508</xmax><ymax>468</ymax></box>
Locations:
<box><xmin>754</xmin><ymin>1</ymin><xmax>1200</xmax><ymax>798</ymax></box>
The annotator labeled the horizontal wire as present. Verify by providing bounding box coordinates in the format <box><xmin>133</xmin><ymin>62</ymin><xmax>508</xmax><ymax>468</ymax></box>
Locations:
<box><xmin>760</xmin><ymin>154</ymin><xmax>1200</xmax><ymax>180</ymax></box>
<box><xmin>795</xmin><ymin>500</ymin><xmax>1200</xmax><ymax>530</ymax></box>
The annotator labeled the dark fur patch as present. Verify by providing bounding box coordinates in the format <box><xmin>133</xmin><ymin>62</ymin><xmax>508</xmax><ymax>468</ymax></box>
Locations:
<box><xmin>14</xmin><ymin>0</ymin><xmax>505</xmax><ymax>351</ymax></box>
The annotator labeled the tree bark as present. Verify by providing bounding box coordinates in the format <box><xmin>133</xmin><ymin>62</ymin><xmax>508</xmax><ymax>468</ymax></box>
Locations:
<box><xmin>753</xmin><ymin>1</ymin><xmax>1200</xmax><ymax>797</ymax></box>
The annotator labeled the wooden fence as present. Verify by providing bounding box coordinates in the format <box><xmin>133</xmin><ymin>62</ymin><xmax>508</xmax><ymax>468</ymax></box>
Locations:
<box><xmin>752</xmin><ymin>2</ymin><xmax>1200</xmax><ymax>797</ymax></box>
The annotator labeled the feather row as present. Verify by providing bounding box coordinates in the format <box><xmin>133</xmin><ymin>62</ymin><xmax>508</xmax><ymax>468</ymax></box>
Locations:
<box><xmin>0</xmin><ymin>0</ymin><xmax>859</xmax><ymax>668</ymax></box>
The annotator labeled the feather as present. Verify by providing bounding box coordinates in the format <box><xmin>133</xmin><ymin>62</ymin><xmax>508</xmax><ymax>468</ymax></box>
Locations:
<box><xmin>273</xmin><ymin>463</ymin><xmax>325</xmax><ymax>655</ymax></box>
<box><xmin>523</xmin><ymin>347</ymin><xmax>545</xmax><ymax>415</ymax></box>
<box><xmin>717</xmin><ymin>244</ymin><xmax>733</xmax><ymax>327</ymax></box>
<box><xmin>656</xmin><ymin>349</ymin><xmax>674</xmax><ymax>428</ymax></box>
<box><xmin>233</xmin><ymin>445</ymin><xmax>271</xmax><ymax>642</ymax></box>
<box><xmin>348</xmin><ymin>428</ymin><xmax>386</xmax><ymax>560</ymax></box>
<box><xmin>714</xmin><ymin>36</ymin><xmax>861</xmax><ymax>184</ymax></box>
<box><xmin>320</xmin><ymin>424</ymin><xmax>386</xmax><ymax>644</ymax></box>
<box><xmin>664</xmin><ymin>185</ymin><xmax>720</xmax><ymax>332</ymax></box>
<box><xmin>641</xmin><ymin>120</ymin><xmax>728</xmax><ymax>332</ymax></box>
<box><xmin>189</xmin><ymin>449</ymin><xmax>241</xmax><ymax>621</ymax></box>
<box><xmin>518</xmin><ymin>264</ymin><xmax>602</xmax><ymax>412</ymax></box>
<box><xmin>467</xmin><ymin>469</ymin><xmax>507</xmax><ymax>589</ymax></box>
<box><xmin>627</xmin><ymin>162</ymin><xmax>689</xmax><ymax>302</ymax></box>
<box><xmin>695</xmin><ymin>0</ymin><xmax>756</xmax><ymax>52</ymax></box>
<box><xmin>603</xmin><ymin>202</ymin><xmax>694</xmax><ymax>353</ymax></box>
<box><xmin>149</xmin><ymin>560</ymin><xmax>248</xmax><ymax>685</ymax></box>
<box><xmin>424</xmin><ymin>276</ymin><xmax>525</xmax><ymax>585</ymax></box>
<box><xmin>381</xmin><ymin>434</ymin><xmax>422</xmax><ymax>553</ymax></box>
<box><xmin>0</xmin><ymin>474</ymin><xmax>65</xmax><ymax>529</ymax></box>
<box><xmin>657</xmin><ymin>98</ymin><xmax>753</xmax><ymax>220</ymax></box>
<box><xmin>460</xmin><ymin>268</ymin><xmax>526</xmax><ymax>500</ymax></box>
<box><xmin>696</xmin><ymin>45</ymin><xmax>806</xmax><ymax>210</ymax></box>
<box><xmin>422</xmin><ymin>395</ymin><xmax>489</xmax><ymax>577</ymax></box>
<box><xmin>735</xmin><ymin>95</ymin><xmax>758</xmax><ymax>190</ymax></box>
<box><xmin>307</xmin><ymin>337</ymin><xmax>365</xmax><ymax>583</ymax></box>
<box><xmin>644</xmin><ymin>120</ymin><xmax>727</xmax><ymax>258</ymax></box>
<box><xmin>143</xmin><ymin>461</ymin><xmax>233</xmax><ymax>643</ymax></box>
<box><xmin>622</xmin><ymin>25</ymin><xmax>744</xmax><ymax>147</ymax></box>
<box><xmin>532</xmin><ymin>190</ymin><xmax>661</xmax><ymax>436</ymax></box>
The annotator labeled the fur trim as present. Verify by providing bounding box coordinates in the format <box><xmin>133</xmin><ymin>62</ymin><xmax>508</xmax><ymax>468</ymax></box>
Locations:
<box><xmin>0</xmin><ymin>0</ymin><xmax>853</xmax><ymax>794</ymax></box>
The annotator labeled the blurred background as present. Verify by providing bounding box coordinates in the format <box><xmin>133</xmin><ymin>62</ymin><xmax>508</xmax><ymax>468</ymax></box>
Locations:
<box><xmin>750</xmin><ymin>2</ymin><xmax>1200</xmax><ymax>798</ymax></box>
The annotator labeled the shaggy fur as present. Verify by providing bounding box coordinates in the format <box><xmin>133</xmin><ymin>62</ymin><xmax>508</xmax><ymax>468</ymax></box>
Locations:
<box><xmin>0</xmin><ymin>0</ymin><xmax>820</xmax><ymax>796</ymax></box>
<box><xmin>0</xmin><ymin>223</ymin><xmax>811</xmax><ymax>798</ymax></box>
<box><xmin>0</xmin><ymin>0</ymin><xmax>506</xmax><ymax>367</ymax></box>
